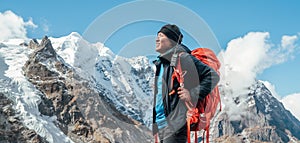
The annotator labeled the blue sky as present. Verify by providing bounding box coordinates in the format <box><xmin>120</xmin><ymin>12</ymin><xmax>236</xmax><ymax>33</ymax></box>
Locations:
<box><xmin>1</xmin><ymin>0</ymin><xmax>299</xmax><ymax>97</ymax></box>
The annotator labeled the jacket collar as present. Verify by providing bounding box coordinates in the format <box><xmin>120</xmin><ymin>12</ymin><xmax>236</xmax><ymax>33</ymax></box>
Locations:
<box><xmin>158</xmin><ymin>44</ymin><xmax>191</xmax><ymax>64</ymax></box>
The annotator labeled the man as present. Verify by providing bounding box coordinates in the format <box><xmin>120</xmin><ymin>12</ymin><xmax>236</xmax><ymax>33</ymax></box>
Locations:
<box><xmin>152</xmin><ymin>24</ymin><xmax>220</xmax><ymax>143</ymax></box>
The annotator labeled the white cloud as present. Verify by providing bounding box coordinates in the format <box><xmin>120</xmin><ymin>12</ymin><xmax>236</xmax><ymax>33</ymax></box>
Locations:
<box><xmin>219</xmin><ymin>32</ymin><xmax>298</xmax><ymax>95</ymax></box>
<box><xmin>43</xmin><ymin>24</ymin><xmax>49</xmax><ymax>33</ymax></box>
<box><xmin>0</xmin><ymin>10</ymin><xmax>37</xmax><ymax>41</ymax></box>
<box><xmin>40</xmin><ymin>18</ymin><xmax>50</xmax><ymax>33</ymax></box>
<box><xmin>269</xmin><ymin>35</ymin><xmax>298</xmax><ymax>64</ymax></box>
<box><xmin>218</xmin><ymin>32</ymin><xmax>299</xmax><ymax>121</ymax></box>
<box><xmin>281</xmin><ymin>35</ymin><xmax>298</xmax><ymax>50</ymax></box>
<box><xmin>281</xmin><ymin>93</ymin><xmax>300</xmax><ymax>120</ymax></box>
<box><xmin>219</xmin><ymin>32</ymin><xmax>272</xmax><ymax>96</ymax></box>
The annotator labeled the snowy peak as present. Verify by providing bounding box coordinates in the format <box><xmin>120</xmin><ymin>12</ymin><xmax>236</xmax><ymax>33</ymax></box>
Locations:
<box><xmin>251</xmin><ymin>81</ymin><xmax>300</xmax><ymax>140</ymax></box>
<box><xmin>47</xmin><ymin>32</ymin><xmax>115</xmax><ymax>80</ymax></box>
<box><xmin>34</xmin><ymin>36</ymin><xmax>57</xmax><ymax>58</ymax></box>
<box><xmin>24</xmin><ymin>36</ymin><xmax>70</xmax><ymax>78</ymax></box>
<box><xmin>68</xmin><ymin>32</ymin><xmax>82</xmax><ymax>38</ymax></box>
<box><xmin>50</xmin><ymin>32</ymin><xmax>114</xmax><ymax>60</ymax></box>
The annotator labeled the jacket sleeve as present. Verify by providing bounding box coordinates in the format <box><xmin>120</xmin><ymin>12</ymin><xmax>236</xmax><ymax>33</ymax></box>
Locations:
<box><xmin>180</xmin><ymin>53</ymin><xmax>220</xmax><ymax>101</ymax></box>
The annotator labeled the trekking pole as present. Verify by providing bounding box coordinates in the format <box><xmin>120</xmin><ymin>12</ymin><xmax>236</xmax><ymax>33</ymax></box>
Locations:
<box><xmin>154</xmin><ymin>133</ymin><xmax>159</xmax><ymax>143</ymax></box>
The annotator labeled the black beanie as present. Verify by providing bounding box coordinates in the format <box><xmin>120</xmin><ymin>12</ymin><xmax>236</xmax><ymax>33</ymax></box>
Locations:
<box><xmin>158</xmin><ymin>24</ymin><xmax>183</xmax><ymax>44</ymax></box>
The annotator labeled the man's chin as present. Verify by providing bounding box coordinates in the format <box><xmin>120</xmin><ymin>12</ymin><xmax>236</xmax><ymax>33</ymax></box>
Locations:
<box><xmin>155</xmin><ymin>47</ymin><xmax>160</xmax><ymax>52</ymax></box>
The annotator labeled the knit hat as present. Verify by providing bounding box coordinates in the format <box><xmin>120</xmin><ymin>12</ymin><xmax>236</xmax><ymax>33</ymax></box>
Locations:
<box><xmin>158</xmin><ymin>24</ymin><xmax>183</xmax><ymax>44</ymax></box>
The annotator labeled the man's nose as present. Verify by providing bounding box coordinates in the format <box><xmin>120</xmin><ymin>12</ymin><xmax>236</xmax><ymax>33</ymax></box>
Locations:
<box><xmin>156</xmin><ymin>37</ymin><xmax>160</xmax><ymax>42</ymax></box>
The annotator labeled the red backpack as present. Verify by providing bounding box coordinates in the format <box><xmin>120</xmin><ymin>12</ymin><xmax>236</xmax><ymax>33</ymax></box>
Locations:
<box><xmin>171</xmin><ymin>48</ymin><xmax>221</xmax><ymax>143</ymax></box>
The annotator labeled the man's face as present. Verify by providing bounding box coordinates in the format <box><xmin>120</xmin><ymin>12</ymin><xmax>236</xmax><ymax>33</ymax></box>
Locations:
<box><xmin>155</xmin><ymin>32</ymin><xmax>173</xmax><ymax>54</ymax></box>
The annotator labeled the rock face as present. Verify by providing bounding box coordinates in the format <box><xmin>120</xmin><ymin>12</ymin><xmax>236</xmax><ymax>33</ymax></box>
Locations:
<box><xmin>22</xmin><ymin>36</ymin><xmax>152</xmax><ymax>143</ymax></box>
<box><xmin>0</xmin><ymin>93</ymin><xmax>48</xmax><ymax>143</ymax></box>
<box><xmin>211</xmin><ymin>82</ymin><xmax>300</xmax><ymax>143</ymax></box>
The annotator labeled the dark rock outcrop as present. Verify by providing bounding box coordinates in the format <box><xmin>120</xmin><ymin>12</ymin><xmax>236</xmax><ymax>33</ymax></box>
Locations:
<box><xmin>0</xmin><ymin>93</ymin><xmax>48</xmax><ymax>143</ymax></box>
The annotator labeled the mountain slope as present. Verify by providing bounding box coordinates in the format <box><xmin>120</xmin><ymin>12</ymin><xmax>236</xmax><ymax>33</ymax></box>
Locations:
<box><xmin>22</xmin><ymin>36</ymin><xmax>152</xmax><ymax>142</ymax></box>
<box><xmin>0</xmin><ymin>39</ymin><xmax>74</xmax><ymax>143</ymax></box>
<box><xmin>211</xmin><ymin>81</ymin><xmax>300</xmax><ymax>142</ymax></box>
<box><xmin>48</xmin><ymin>33</ymin><xmax>154</xmax><ymax>127</ymax></box>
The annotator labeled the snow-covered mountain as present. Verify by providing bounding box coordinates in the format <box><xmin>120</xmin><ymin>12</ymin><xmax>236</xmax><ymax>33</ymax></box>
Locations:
<box><xmin>210</xmin><ymin>81</ymin><xmax>300</xmax><ymax>142</ymax></box>
<box><xmin>48</xmin><ymin>32</ymin><xmax>154</xmax><ymax>126</ymax></box>
<box><xmin>0</xmin><ymin>32</ymin><xmax>299</xmax><ymax>143</ymax></box>
<box><xmin>0</xmin><ymin>34</ymin><xmax>153</xmax><ymax>143</ymax></box>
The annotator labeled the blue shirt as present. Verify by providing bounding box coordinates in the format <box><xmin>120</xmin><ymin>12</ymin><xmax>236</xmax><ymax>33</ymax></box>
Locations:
<box><xmin>155</xmin><ymin>64</ymin><xmax>167</xmax><ymax>129</ymax></box>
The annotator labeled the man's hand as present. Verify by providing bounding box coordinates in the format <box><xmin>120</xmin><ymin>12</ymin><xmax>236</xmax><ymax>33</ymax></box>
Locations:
<box><xmin>178</xmin><ymin>87</ymin><xmax>191</xmax><ymax>102</ymax></box>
